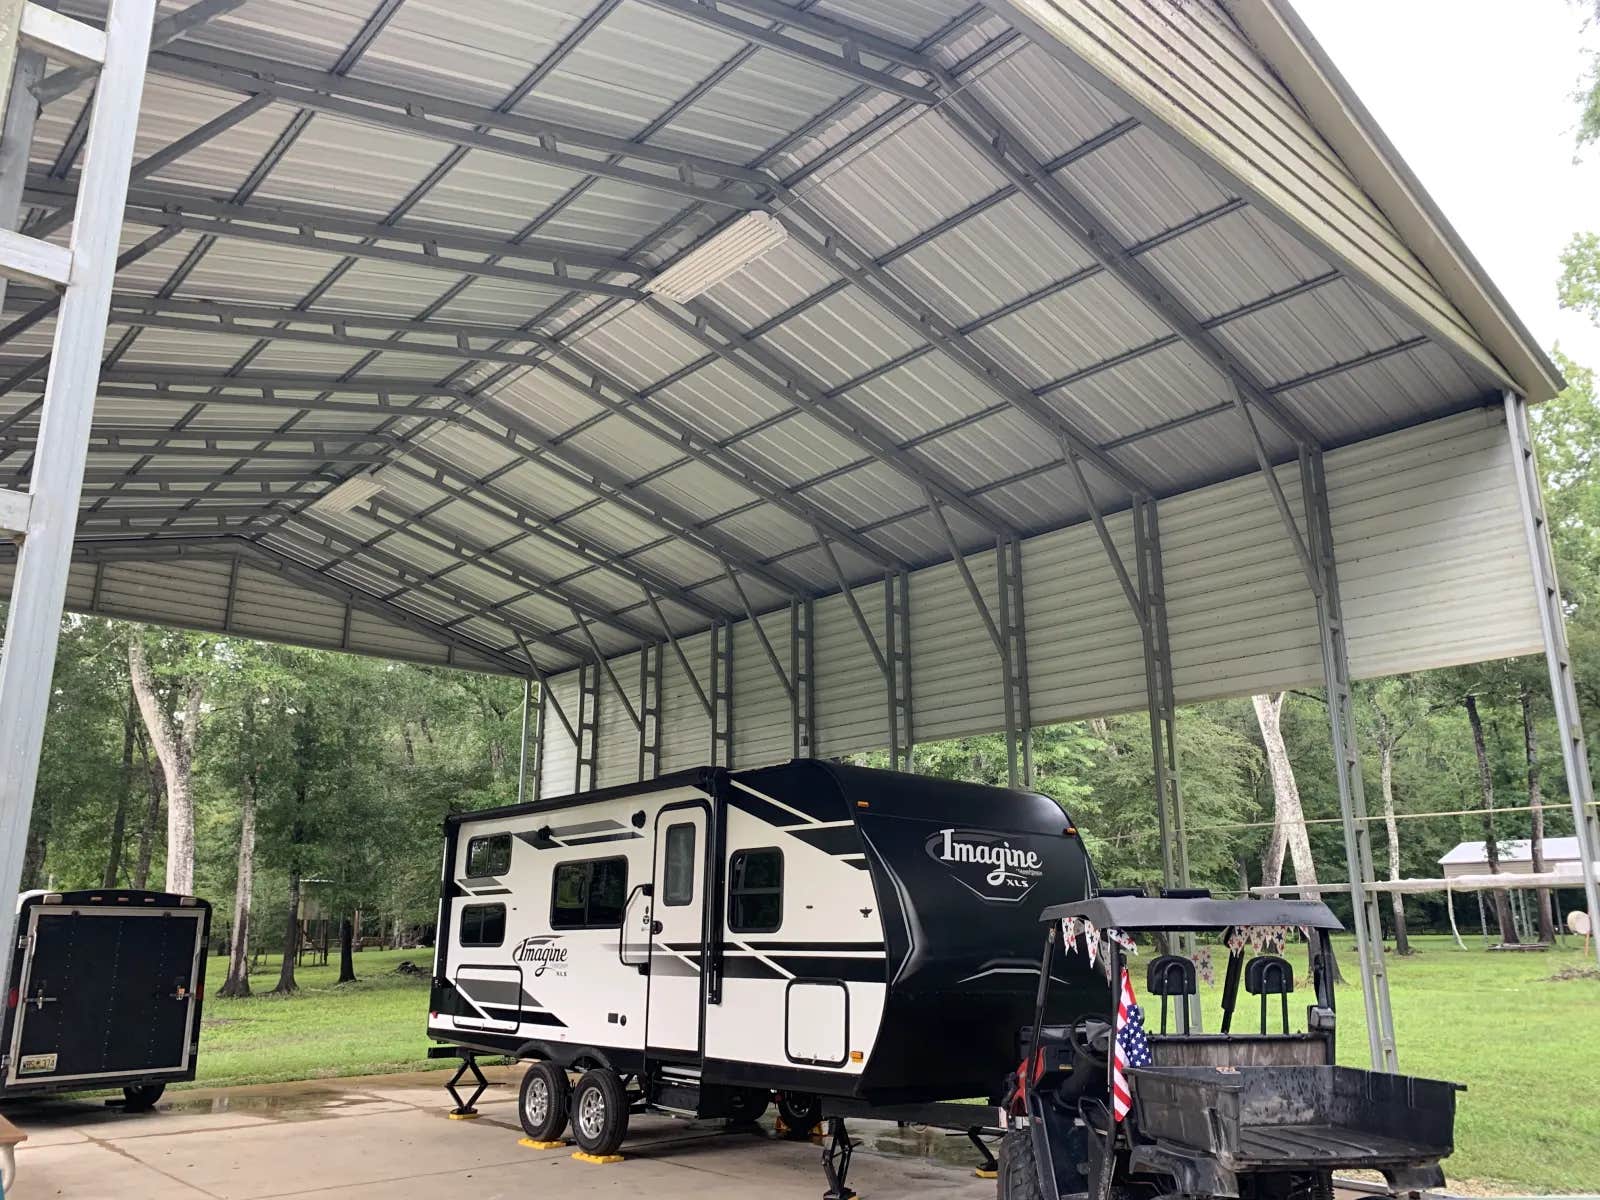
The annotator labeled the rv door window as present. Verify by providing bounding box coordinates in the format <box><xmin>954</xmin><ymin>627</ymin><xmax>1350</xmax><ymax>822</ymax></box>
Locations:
<box><xmin>662</xmin><ymin>823</ymin><xmax>697</xmax><ymax>906</ymax></box>
<box><xmin>550</xmin><ymin>857</ymin><xmax>629</xmax><ymax>929</ymax></box>
<box><xmin>729</xmin><ymin>848</ymin><xmax>783</xmax><ymax>933</ymax></box>
<box><xmin>460</xmin><ymin>903</ymin><xmax>506</xmax><ymax>947</ymax></box>
<box><xmin>465</xmin><ymin>833</ymin><xmax>511</xmax><ymax>877</ymax></box>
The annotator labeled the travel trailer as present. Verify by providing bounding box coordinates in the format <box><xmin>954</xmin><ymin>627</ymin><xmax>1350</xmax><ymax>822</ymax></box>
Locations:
<box><xmin>428</xmin><ymin>760</ymin><xmax>1100</xmax><ymax>1156</ymax></box>
<box><xmin>2</xmin><ymin>888</ymin><xmax>210</xmax><ymax>1109</ymax></box>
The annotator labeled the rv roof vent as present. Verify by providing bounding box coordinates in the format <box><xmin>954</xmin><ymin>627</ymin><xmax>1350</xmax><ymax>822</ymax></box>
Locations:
<box><xmin>1097</xmin><ymin>887</ymin><xmax>1146</xmax><ymax>898</ymax></box>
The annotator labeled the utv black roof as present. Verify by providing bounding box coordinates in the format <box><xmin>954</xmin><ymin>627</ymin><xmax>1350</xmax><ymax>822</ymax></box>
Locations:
<box><xmin>1040</xmin><ymin>895</ymin><xmax>1343</xmax><ymax>931</ymax></box>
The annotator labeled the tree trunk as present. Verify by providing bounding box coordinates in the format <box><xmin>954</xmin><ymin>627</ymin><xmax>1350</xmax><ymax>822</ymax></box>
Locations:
<box><xmin>1520</xmin><ymin>686</ymin><xmax>1556</xmax><ymax>943</ymax></box>
<box><xmin>338</xmin><ymin>914</ymin><xmax>357</xmax><ymax>984</ymax></box>
<box><xmin>132</xmin><ymin>727</ymin><xmax>164</xmax><ymax>891</ymax></box>
<box><xmin>128</xmin><ymin>636</ymin><xmax>202</xmax><ymax>895</ymax></box>
<box><xmin>217</xmin><ymin>742</ymin><xmax>259</xmax><ymax>999</ymax></box>
<box><xmin>1464</xmin><ymin>693</ymin><xmax>1518</xmax><ymax>944</ymax></box>
<box><xmin>103</xmin><ymin>687</ymin><xmax>137</xmax><ymax>888</ymax></box>
<box><xmin>1252</xmin><ymin>694</ymin><xmax>1320</xmax><ymax>900</ymax></box>
<box><xmin>1378</xmin><ymin>734</ymin><xmax>1412</xmax><ymax>954</ymax></box>
<box><xmin>273</xmin><ymin>870</ymin><xmax>301</xmax><ymax>995</ymax></box>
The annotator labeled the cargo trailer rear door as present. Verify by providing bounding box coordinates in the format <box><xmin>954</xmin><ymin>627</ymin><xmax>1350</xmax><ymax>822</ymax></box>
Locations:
<box><xmin>6</xmin><ymin>905</ymin><xmax>204</xmax><ymax>1088</ymax></box>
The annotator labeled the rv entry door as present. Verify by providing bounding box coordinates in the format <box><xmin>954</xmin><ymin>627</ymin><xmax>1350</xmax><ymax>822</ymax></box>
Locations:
<box><xmin>647</xmin><ymin>806</ymin><xmax>709</xmax><ymax>1057</ymax></box>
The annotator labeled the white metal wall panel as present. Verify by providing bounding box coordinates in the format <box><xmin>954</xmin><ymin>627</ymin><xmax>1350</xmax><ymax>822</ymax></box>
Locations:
<box><xmin>1336</xmin><ymin>408</ymin><xmax>1542</xmax><ymax>676</ymax></box>
<box><xmin>992</xmin><ymin>0</ymin><xmax>1504</xmax><ymax>384</ymax></box>
<box><xmin>813</xmin><ymin>584</ymin><xmax>890</xmax><ymax>759</ymax></box>
<box><xmin>1163</xmin><ymin>465</ymin><xmax>1322</xmax><ymax>704</ymax></box>
<box><xmin>909</xmin><ymin>556</ymin><xmax>1006</xmax><ymax>743</ymax></box>
<box><xmin>732</xmin><ymin>610</ymin><xmax>793</xmax><ymax>769</ymax></box>
<box><xmin>1023</xmin><ymin>513</ymin><xmax>1148</xmax><ymax>725</ymax></box>
<box><xmin>660</xmin><ymin>629</ymin><xmax>714</xmax><ymax>774</ymax></box>
<box><xmin>595</xmin><ymin>652</ymin><xmax>644</xmax><ymax>790</ymax></box>
<box><xmin>535</xmin><ymin>411</ymin><xmax>1539</xmax><ymax>766</ymax></box>
<box><xmin>540</xmin><ymin>673</ymin><xmax>581</xmax><ymax>799</ymax></box>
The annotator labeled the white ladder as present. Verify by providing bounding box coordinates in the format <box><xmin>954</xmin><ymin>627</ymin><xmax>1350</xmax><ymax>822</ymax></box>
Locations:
<box><xmin>0</xmin><ymin>0</ymin><xmax>159</xmax><ymax>968</ymax></box>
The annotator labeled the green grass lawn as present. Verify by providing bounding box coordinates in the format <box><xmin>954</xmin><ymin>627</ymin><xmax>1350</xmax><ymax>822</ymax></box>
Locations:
<box><xmin>1327</xmin><ymin>935</ymin><xmax>1600</xmax><ymax>1195</ymax></box>
<box><xmin>192</xmin><ymin>937</ymin><xmax>1600</xmax><ymax>1194</ymax></box>
<box><xmin>194</xmin><ymin>948</ymin><xmax>439</xmax><ymax>1088</ymax></box>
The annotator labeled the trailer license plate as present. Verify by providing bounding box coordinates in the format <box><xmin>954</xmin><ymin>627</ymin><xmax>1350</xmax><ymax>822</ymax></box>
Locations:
<box><xmin>18</xmin><ymin>1053</ymin><xmax>57</xmax><ymax>1074</ymax></box>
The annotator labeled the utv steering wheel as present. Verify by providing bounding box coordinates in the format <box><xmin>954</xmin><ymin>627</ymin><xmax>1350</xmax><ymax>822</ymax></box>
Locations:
<box><xmin>1067</xmin><ymin>1017</ymin><xmax>1112</xmax><ymax>1066</ymax></box>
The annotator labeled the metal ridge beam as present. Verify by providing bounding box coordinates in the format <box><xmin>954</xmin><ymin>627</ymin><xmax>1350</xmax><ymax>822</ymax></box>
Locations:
<box><xmin>0</xmin><ymin>534</ymin><xmax>533</xmax><ymax>675</ymax></box>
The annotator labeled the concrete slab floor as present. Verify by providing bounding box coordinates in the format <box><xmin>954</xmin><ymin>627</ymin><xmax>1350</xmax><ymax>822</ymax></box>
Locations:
<box><xmin>0</xmin><ymin>1066</ymin><xmax>1001</xmax><ymax>1200</ymax></box>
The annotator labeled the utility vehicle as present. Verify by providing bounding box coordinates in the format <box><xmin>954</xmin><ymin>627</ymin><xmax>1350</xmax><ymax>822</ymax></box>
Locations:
<box><xmin>999</xmin><ymin>894</ymin><xmax>1461</xmax><ymax>1200</ymax></box>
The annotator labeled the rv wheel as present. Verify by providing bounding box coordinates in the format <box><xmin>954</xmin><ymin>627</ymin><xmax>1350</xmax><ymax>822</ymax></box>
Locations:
<box><xmin>776</xmin><ymin>1091</ymin><xmax>822</xmax><ymax>1138</ymax></box>
<box><xmin>571</xmin><ymin>1067</ymin><xmax>629</xmax><ymax>1156</ymax></box>
<box><xmin>518</xmin><ymin>1062</ymin><xmax>570</xmax><ymax>1142</ymax></box>
<box><xmin>122</xmin><ymin>1084</ymin><xmax>166</xmax><ymax>1112</ymax></box>
<box><xmin>726</xmin><ymin>1088</ymin><xmax>770</xmax><ymax>1124</ymax></box>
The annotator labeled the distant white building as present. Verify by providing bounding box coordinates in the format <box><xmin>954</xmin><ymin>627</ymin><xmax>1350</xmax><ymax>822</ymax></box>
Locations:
<box><xmin>1438</xmin><ymin>837</ymin><xmax>1583</xmax><ymax>883</ymax></box>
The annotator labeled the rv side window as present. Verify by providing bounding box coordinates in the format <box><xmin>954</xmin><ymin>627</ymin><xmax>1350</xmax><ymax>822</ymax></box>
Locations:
<box><xmin>465</xmin><ymin>833</ymin><xmax>511</xmax><ymax>877</ymax></box>
<box><xmin>460</xmin><ymin>903</ymin><xmax>506</xmax><ymax>947</ymax></box>
<box><xmin>663</xmin><ymin>823</ymin><xmax>697</xmax><ymax>906</ymax></box>
<box><xmin>550</xmin><ymin>857</ymin><xmax>629</xmax><ymax>929</ymax></box>
<box><xmin>728</xmin><ymin>848</ymin><xmax>783</xmax><ymax>933</ymax></box>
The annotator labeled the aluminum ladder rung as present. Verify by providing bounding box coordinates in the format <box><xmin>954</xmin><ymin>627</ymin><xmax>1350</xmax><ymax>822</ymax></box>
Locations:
<box><xmin>0</xmin><ymin>227</ymin><xmax>71</xmax><ymax>287</ymax></box>
<box><xmin>0</xmin><ymin>486</ymin><xmax>29</xmax><ymax>536</ymax></box>
<box><xmin>19</xmin><ymin>2</ymin><xmax>105</xmax><ymax>68</ymax></box>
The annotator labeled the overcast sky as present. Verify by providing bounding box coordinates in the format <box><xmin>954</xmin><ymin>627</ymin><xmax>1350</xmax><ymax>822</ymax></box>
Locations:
<box><xmin>1294</xmin><ymin>0</ymin><xmax>1600</xmax><ymax>375</ymax></box>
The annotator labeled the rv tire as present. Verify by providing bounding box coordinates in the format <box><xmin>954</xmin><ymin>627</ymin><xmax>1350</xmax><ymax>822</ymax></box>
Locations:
<box><xmin>518</xmin><ymin>1062</ymin><xmax>570</xmax><ymax>1142</ymax></box>
<box><xmin>726</xmin><ymin>1088</ymin><xmax>770</xmax><ymax>1124</ymax></box>
<box><xmin>998</xmin><ymin>1129</ymin><xmax>1043</xmax><ymax>1200</ymax></box>
<box><xmin>571</xmin><ymin>1067</ymin><xmax>629</xmax><ymax>1156</ymax></box>
<box><xmin>122</xmin><ymin>1084</ymin><xmax>166</xmax><ymax>1112</ymax></box>
<box><xmin>776</xmin><ymin>1091</ymin><xmax>822</xmax><ymax>1138</ymax></box>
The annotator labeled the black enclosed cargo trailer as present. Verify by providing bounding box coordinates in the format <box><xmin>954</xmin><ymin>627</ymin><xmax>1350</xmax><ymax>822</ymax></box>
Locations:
<box><xmin>2</xmin><ymin>889</ymin><xmax>210</xmax><ymax>1109</ymax></box>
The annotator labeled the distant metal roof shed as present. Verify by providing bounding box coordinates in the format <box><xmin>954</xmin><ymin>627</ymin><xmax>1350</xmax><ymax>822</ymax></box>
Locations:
<box><xmin>0</xmin><ymin>0</ymin><xmax>1595</xmax><ymax>1066</ymax></box>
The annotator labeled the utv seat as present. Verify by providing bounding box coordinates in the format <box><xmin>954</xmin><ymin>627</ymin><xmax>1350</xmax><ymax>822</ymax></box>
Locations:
<box><xmin>1245</xmin><ymin>955</ymin><xmax>1295</xmax><ymax>1033</ymax></box>
<box><xmin>1146</xmin><ymin>955</ymin><xmax>1197</xmax><ymax>1034</ymax></box>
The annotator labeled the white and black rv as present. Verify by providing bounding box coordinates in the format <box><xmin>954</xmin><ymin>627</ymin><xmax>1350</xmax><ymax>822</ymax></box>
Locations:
<box><xmin>2</xmin><ymin>888</ymin><xmax>211</xmax><ymax>1109</ymax></box>
<box><xmin>427</xmin><ymin>760</ymin><xmax>1100</xmax><ymax>1157</ymax></box>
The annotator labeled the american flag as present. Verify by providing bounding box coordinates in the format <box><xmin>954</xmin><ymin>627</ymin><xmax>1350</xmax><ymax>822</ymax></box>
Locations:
<box><xmin>1111</xmin><ymin>967</ymin><xmax>1152</xmax><ymax>1121</ymax></box>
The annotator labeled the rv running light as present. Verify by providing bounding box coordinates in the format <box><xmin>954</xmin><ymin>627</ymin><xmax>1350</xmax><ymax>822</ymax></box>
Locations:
<box><xmin>310</xmin><ymin>472</ymin><xmax>386</xmax><ymax>515</ymax></box>
<box><xmin>645</xmin><ymin>211</ymin><xmax>788</xmax><ymax>304</ymax></box>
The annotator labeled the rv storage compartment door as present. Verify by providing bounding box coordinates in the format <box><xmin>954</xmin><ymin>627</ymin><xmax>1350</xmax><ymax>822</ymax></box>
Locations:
<box><xmin>8</xmin><ymin>906</ymin><xmax>202</xmax><ymax>1087</ymax></box>
<box><xmin>648</xmin><ymin>807</ymin><xmax>709</xmax><ymax>1056</ymax></box>
<box><xmin>786</xmin><ymin>980</ymin><xmax>848</xmax><ymax>1068</ymax></box>
<box><xmin>452</xmin><ymin>965</ymin><xmax>523</xmax><ymax>1033</ymax></box>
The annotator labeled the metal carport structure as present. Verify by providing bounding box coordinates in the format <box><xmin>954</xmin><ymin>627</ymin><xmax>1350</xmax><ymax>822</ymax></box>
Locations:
<box><xmin>0</xmin><ymin>0</ymin><xmax>1595</xmax><ymax>1077</ymax></box>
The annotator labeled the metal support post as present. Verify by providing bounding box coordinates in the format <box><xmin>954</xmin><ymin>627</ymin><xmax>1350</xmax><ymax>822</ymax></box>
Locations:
<box><xmin>791</xmin><ymin>597</ymin><xmax>815</xmax><ymax>759</ymax></box>
<box><xmin>531</xmin><ymin>683</ymin><xmax>547</xmax><ymax>803</ymax></box>
<box><xmin>886</xmin><ymin>570</ymin><xmax>913</xmax><ymax>771</ymax></box>
<box><xmin>711</xmin><ymin>620</ymin><xmax>734</xmax><ymax>768</ymax></box>
<box><xmin>516</xmin><ymin>677</ymin><xmax>532</xmax><ymax>805</ymax></box>
<box><xmin>575</xmin><ymin>662</ymin><xmax>600</xmax><ymax>793</ymax></box>
<box><xmin>638</xmin><ymin>643</ymin><xmax>662</xmax><ymax>781</ymax></box>
<box><xmin>1134</xmin><ymin>498</ymin><xmax>1188</xmax><ymax>890</ymax></box>
<box><xmin>996</xmin><ymin>537</ymin><xmax>1033</xmax><ymax>788</ymax></box>
<box><xmin>1302</xmin><ymin>447</ymin><xmax>1398</xmax><ymax>1070</ymax></box>
<box><xmin>0</xmin><ymin>0</ymin><xmax>160</xmax><ymax>982</ymax></box>
<box><xmin>1506</xmin><ymin>391</ymin><xmax>1600</xmax><ymax>965</ymax></box>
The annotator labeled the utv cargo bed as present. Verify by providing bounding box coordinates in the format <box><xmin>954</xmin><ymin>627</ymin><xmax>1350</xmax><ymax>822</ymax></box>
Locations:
<box><xmin>1131</xmin><ymin>1065</ymin><xmax>1460</xmax><ymax>1170</ymax></box>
